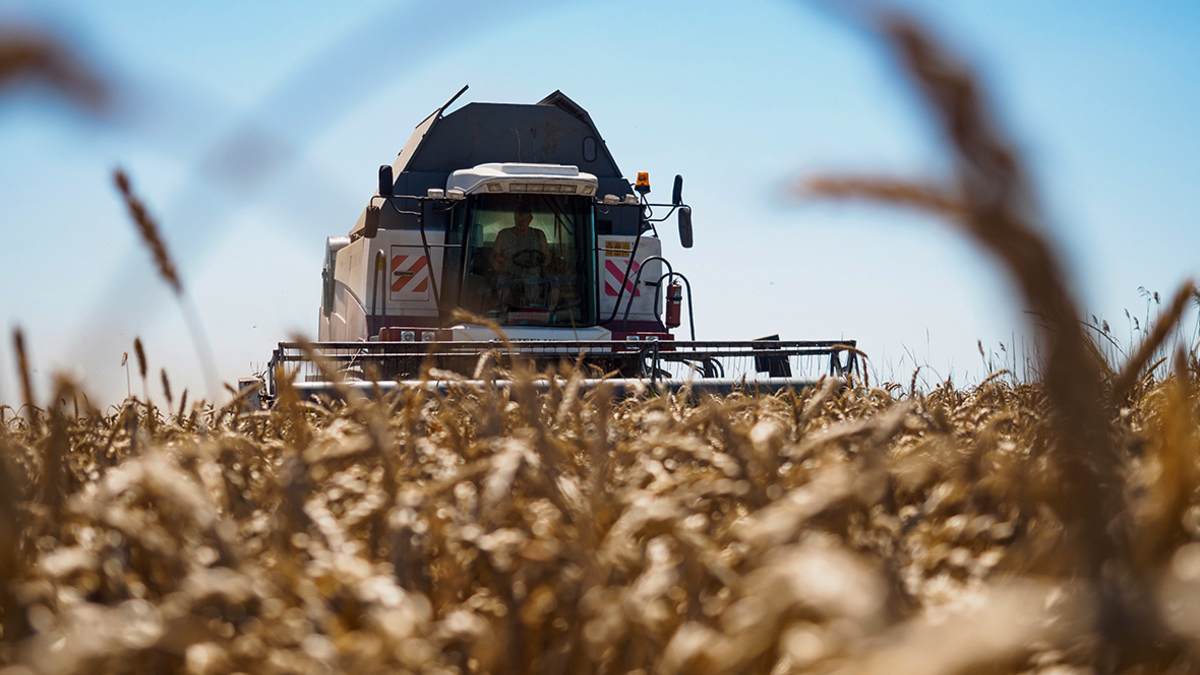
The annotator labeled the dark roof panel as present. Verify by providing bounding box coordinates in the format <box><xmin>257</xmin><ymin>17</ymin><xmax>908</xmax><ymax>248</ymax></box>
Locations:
<box><xmin>392</xmin><ymin>91</ymin><xmax>623</xmax><ymax>179</ymax></box>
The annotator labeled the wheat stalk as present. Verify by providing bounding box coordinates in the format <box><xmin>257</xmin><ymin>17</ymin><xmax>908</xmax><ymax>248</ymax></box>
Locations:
<box><xmin>112</xmin><ymin>168</ymin><xmax>219</xmax><ymax>400</ymax></box>
<box><xmin>113</xmin><ymin>169</ymin><xmax>182</xmax><ymax>295</ymax></box>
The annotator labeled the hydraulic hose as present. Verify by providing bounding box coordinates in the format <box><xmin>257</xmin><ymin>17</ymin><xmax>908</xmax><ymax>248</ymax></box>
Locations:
<box><xmin>620</xmin><ymin>255</ymin><xmax>673</xmax><ymax>333</ymax></box>
<box><xmin>371</xmin><ymin>250</ymin><xmax>386</xmax><ymax>337</ymax></box>
<box><xmin>602</xmin><ymin>201</ymin><xmax>648</xmax><ymax>325</ymax></box>
<box><xmin>649</xmin><ymin>272</ymin><xmax>695</xmax><ymax>341</ymax></box>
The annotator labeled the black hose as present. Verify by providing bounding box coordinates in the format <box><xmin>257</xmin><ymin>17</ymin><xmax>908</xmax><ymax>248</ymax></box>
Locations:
<box><xmin>602</xmin><ymin>201</ymin><xmax>648</xmax><ymax>325</ymax></box>
<box><xmin>377</xmin><ymin>251</ymin><xmax>387</xmax><ymax>334</ymax></box>
<box><xmin>370</xmin><ymin>251</ymin><xmax>385</xmax><ymax>338</ymax></box>
<box><xmin>620</xmin><ymin>255</ymin><xmax>673</xmax><ymax>333</ymax></box>
<box><xmin>646</xmin><ymin>271</ymin><xmax>696</xmax><ymax>341</ymax></box>
<box><xmin>679</xmin><ymin>273</ymin><xmax>696</xmax><ymax>342</ymax></box>
<box><xmin>417</xmin><ymin>206</ymin><xmax>442</xmax><ymax>315</ymax></box>
<box><xmin>379</xmin><ymin>196</ymin><xmax>443</xmax><ymax>315</ymax></box>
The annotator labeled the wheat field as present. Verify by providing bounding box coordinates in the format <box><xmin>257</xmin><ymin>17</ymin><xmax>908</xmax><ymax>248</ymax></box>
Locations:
<box><xmin>2</xmin><ymin>349</ymin><xmax>1200</xmax><ymax>675</ymax></box>
<box><xmin>5</xmin><ymin>8</ymin><xmax>1200</xmax><ymax>675</ymax></box>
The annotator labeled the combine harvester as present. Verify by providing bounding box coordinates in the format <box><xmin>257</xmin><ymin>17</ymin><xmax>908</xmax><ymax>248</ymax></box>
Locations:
<box><xmin>265</xmin><ymin>87</ymin><xmax>858</xmax><ymax>399</ymax></box>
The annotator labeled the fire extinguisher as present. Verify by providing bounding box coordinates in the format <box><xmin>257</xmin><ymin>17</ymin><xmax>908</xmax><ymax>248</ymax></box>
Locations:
<box><xmin>665</xmin><ymin>281</ymin><xmax>683</xmax><ymax>328</ymax></box>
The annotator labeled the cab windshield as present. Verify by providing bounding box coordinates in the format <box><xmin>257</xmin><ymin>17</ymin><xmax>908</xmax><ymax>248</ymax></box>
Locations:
<box><xmin>459</xmin><ymin>193</ymin><xmax>595</xmax><ymax>327</ymax></box>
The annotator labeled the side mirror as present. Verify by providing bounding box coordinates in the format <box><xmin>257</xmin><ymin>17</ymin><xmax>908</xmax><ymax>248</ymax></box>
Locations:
<box><xmin>672</xmin><ymin>175</ymin><xmax>683</xmax><ymax>206</ymax></box>
<box><xmin>364</xmin><ymin>203</ymin><xmax>380</xmax><ymax>239</ymax></box>
<box><xmin>378</xmin><ymin>164</ymin><xmax>394</xmax><ymax>196</ymax></box>
<box><xmin>678</xmin><ymin>206</ymin><xmax>693</xmax><ymax>249</ymax></box>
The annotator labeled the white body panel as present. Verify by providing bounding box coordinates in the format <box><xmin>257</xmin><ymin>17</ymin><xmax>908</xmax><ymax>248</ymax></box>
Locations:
<box><xmin>447</xmin><ymin>163</ymin><xmax>598</xmax><ymax>196</ymax></box>
<box><xmin>319</xmin><ymin>229</ymin><xmax>445</xmax><ymax>342</ymax></box>
<box><xmin>597</xmin><ymin>235</ymin><xmax>663</xmax><ymax>324</ymax></box>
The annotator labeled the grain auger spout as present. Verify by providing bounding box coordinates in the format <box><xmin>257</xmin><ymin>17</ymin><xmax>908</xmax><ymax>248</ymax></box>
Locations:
<box><xmin>258</xmin><ymin>87</ymin><xmax>861</xmax><ymax>401</ymax></box>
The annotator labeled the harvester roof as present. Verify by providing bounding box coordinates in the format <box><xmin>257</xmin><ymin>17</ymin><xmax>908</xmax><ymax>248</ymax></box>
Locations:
<box><xmin>352</xmin><ymin>88</ymin><xmax>638</xmax><ymax>238</ymax></box>
<box><xmin>391</xmin><ymin>89</ymin><xmax>623</xmax><ymax>180</ymax></box>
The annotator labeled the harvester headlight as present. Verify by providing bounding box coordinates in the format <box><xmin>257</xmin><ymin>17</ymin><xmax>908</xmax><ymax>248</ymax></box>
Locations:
<box><xmin>421</xmin><ymin>331</ymin><xmax>436</xmax><ymax>342</ymax></box>
<box><xmin>602</xmin><ymin>194</ymin><xmax>620</xmax><ymax>205</ymax></box>
<box><xmin>401</xmin><ymin>330</ymin><xmax>415</xmax><ymax>342</ymax></box>
<box><xmin>426</xmin><ymin>188</ymin><xmax>445</xmax><ymax>199</ymax></box>
<box><xmin>446</xmin><ymin>188</ymin><xmax>466</xmax><ymax>200</ymax></box>
<box><xmin>623</xmin><ymin>194</ymin><xmax>639</xmax><ymax>205</ymax></box>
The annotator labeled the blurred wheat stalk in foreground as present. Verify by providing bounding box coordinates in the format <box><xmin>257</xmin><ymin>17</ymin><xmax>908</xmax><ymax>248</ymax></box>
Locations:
<box><xmin>800</xmin><ymin>8</ymin><xmax>1200</xmax><ymax>672</ymax></box>
<box><xmin>0</xmin><ymin>28</ymin><xmax>106</xmax><ymax>110</ymax></box>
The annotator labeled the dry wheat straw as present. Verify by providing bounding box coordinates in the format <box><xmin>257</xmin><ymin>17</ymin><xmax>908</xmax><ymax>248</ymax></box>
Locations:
<box><xmin>132</xmin><ymin>337</ymin><xmax>146</xmax><ymax>380</ymax></box>
<box><xmin>112</xmin><ymin>169</ymin><xmax>221</xmax><ymax>400</ymax></box>
<box><xmin>113</xmin><ymin>169</ymin><xmax>182</xmax><ymax>296</ymax></box>
<box><xmin>804</xmin><ymin>10</ymin><xmax>1194</xmax><ymax>667</ymax></box>
<box><xmin>11</xmin><ymin>328</ymin><xmax>35</xmax><ymax>425</ymax></box>
<box><xmin>0</xmin><ymin>31</ymin><xmax>107</xmax><ymax>110</ymax></box>
<box><xmin>1112</xmin><ymin>280</ymin><xmax>1196</xmax><ymax>401</ymax></box>
<box><xmin>159</xmin><ymin>367</ymin><xmax>173</xmax><ymax>407</ymax></box>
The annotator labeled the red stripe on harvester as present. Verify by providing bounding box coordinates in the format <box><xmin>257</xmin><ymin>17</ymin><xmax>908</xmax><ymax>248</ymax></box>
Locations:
<box><xmin>604</xmin><ymin>259</ymin><xmax>640</xmax><ymax>296</ymax></box>
<box><xmin>389</xmin><ymin>254</ymin><xmax>409</xmax><ymax>292</ymax></box>
<box><xmin>391</xmin><ymin>255</ymin><xmax>429</xmax><ymax>293</ymax></box>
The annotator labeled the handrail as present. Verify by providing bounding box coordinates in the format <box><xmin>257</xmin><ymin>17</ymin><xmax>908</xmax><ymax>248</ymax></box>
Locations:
<box><xmin>266</xmin><ymin>338</ymin><xmax>862</xmax><ymax>399</ymax></box>
<box><xmin>275</xmin><ymin>339</ymin><xmax>856</xmax><ymax>353</ymax></box>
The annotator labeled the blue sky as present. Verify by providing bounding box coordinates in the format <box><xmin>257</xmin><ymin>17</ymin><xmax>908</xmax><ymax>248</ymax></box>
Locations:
<box><xmin>2</xmin><ymin>0</ymin><xmax>1199</xmax><ymax>404</ymax></box>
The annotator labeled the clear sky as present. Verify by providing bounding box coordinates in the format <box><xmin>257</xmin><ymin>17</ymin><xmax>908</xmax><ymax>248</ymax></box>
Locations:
<box><xmin>2</xmin><ymin>0</ymin><xmax>1199</xmax><ymax>405</ymax></box>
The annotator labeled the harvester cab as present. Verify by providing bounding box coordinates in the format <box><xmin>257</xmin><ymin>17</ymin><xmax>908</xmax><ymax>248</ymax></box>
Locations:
<box><xmin>272</xmin><ymin>87</ymin><xmax>858</xmax><ymax>398</ymax></box>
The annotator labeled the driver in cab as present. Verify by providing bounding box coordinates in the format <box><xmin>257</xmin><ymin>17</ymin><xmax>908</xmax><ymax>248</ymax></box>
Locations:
<box><xmin>491</xmin><ymin>204</ymin><xmax>554</xmax><ymax>307</ymax></box>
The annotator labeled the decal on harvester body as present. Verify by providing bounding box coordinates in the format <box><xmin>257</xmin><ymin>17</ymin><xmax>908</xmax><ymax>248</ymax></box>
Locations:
<box><xmin>390</xmin><ymin>248</ymin><xmax>430</xmax><ymax>300</ymax></box>
<box><xmin>604</xmin><ymin>259</ymin><xmax>640</xmax><ymax>297</ymax></box>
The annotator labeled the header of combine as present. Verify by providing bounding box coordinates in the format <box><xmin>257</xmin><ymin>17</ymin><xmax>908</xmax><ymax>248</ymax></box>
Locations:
<box><xmin>265</xmin><ymin>86</ymin><xmax>858</xmax><ymax>399</ymax></box>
